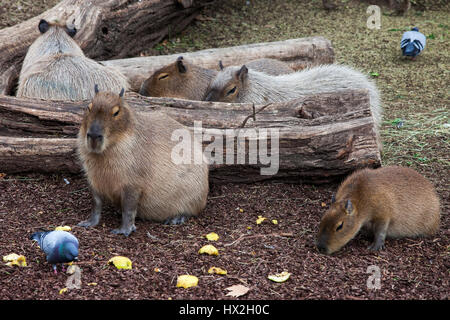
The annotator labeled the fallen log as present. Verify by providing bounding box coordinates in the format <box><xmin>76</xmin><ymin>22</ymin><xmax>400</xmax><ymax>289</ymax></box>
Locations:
<box><xmin>0</xmin><ymin>90</ymin><xmax>381</xmax><ymax>183</ymax></box>
<box><xmin>0</xmin><ymin>137</ymin><xmax>79</xmax><ymax>174</ymax></box>
<box><xmin>0</xmin><ymin>0</ymin><xmax>215</xmax><ymax>95</ymax></box>
<box><xmin>102</xmin><ymin>37</ymin><xmax>335</xmax><ymax>91</ymax></box>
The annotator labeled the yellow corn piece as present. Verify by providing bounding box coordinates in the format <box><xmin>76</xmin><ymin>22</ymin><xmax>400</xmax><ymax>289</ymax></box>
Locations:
<box><xmin>108</xmin><ymin>256</ymin><xmax>132</xmax><ymax>270</ymax></box>
<box><xmin>176</xmin><ymin>275</ymin><xmax>199</xmax><ymax>288</ymax></box>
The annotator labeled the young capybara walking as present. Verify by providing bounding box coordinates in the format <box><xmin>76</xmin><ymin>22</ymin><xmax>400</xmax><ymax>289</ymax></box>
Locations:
<box><xmin>139</xmin><ymin>56</ymin><xmax>293</xmax><ymax>100</ymax></box>
<box><xmin>316</xmin><ymin>166</ymin><xmax>440</xmax><ymax>255</ymax></box>
<box><xmin>77</xmin><ymin>87</ymin><xmax>209</xmax><ymax>236</ymax></box>
<box><xmin>17</xmin><ymin>19</ymin><xmax>128</xmax><ymax>100</ymax></box>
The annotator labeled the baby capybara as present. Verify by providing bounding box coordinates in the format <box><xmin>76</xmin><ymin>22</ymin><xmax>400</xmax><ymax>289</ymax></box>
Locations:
<box><xmin>317</xmin><ymin>166</ymin><xmax>440</xmax><ymax>254</ymax></box>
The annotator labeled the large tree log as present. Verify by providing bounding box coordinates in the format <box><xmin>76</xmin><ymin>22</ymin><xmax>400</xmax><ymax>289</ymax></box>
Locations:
<box><xmin>0</xmin><ymin>137</ymin><xmax>79</xmax><ymax>173</ymax></box>
<box><xmin>0</xmin><ymin>91</ymin><xmax>380</xmax><ymax>183</ymax></box>
<box><xmin>0</xmin><ymin>0</ymin><xmax>215</xmax><ymax>95</ymax></box>
<box><xmin>102</xmin><ymin>36</ymin><xmax>335</xmax><ymax>91</ymax></box>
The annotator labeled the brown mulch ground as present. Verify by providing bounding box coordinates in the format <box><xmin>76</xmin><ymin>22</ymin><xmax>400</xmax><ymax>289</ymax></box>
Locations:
<box><xmin>0</xmin><ymin>172</ymin><xmax>448</xmax><ymax>300</ymax></box>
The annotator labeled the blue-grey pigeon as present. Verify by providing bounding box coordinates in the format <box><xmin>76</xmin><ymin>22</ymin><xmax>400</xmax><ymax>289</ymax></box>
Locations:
<box><xmin>401</xmin><ymin>27</ymin><xmax>426</xmax><ymax>59</ymax></box>
<box><xmin>30</xmin><ymin>230</ymin><xmax>79</xmax><ymax>273</ymax></box>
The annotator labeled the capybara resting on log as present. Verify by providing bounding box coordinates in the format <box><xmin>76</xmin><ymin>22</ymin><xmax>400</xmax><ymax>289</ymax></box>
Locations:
<box><xmin>204</xmin><ymin>64</ymin><xmax>382</xmax><ymax>132</ymax></box>
<box><xmin>139</xmin><ymin>56</ymin><xmax>293</xmax><ymax>100</ymax></box>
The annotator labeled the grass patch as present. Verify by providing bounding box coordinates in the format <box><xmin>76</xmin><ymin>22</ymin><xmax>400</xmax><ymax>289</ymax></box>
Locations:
<box><xmin>381</xmin><ymin>108</ymin><xmax>449</xmax><ymax>168</ymax></box>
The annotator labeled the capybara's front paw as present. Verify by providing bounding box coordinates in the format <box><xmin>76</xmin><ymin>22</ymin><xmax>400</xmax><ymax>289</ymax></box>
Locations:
<box><xmin>78</xmin><ymin>219</ymin><xmax>98</xmax><ymax>228</ymax></box>
<box><xmin>111</xmin><ymin>225</ymin><xmax>136</xmax><ymax>236</ymax></box>
<box><xmin>367</xmin><ymin>241</ymin><xmax>385</xmax><ymax>251</ymax></box>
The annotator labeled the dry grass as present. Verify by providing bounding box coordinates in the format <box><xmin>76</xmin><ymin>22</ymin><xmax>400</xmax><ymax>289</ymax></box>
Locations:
<box><xmin>0</xmin><ymin>0</ymin><xmax>60</xmax><ymax>28</ymax></box>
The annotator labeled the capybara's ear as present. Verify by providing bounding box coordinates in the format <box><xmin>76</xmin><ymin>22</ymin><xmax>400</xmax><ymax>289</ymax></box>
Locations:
<box><xmin>176</xmin><ymin>56</ymin><xmax>187</xmax><ymax>74</ymax></box>
<box><xmin>94</xmin><ymin>84</ymin><xmax>99</xmax><ymax>94</ymax></box>
<box><xmin>119</xmin><ymin>88</ymin><xmax>125</xmax><ymax>98</ymax></box>
<box><xmin>236</xmin><ymin>65</ymin><xmax>248</xmax><ymax>82</ymax></box>
<box><xmin>345</xmin><ymin>199</ymin><xmax>354</xmax><ymax>215</ymax></box>
<box><xmin>66</xmin><ymin>25</ymin><xmax>77</xmax><ymax>38</ymax></box>
<box><xmin>39</xmin><ymin>19</ymin><xmax>50</xmax><ymax>34</ymax></box>
<box><xmin>219</xmin><ymin>60</ymin><xmax>224</xmax><ymax>71</ymax></box>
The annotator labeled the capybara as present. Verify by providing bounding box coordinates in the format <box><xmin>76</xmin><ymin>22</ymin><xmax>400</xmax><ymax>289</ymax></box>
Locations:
<box><xmin>204</xmin><ymin>64</ymin><xmax>382</xmax><ymax>131</ymax></box>
<box><xmin>17</xmin><ymin>19</ymin><xmax>128</xmax><ymax>100</ymax></box>
<box><xmin>316</xmin><ymin>166</ymin><xmax>440</xmax><ymax>254</ymax></box>
<box><xmin>139</xmin><ymin>56</ymin><xmax>293</xmax><ymax>100</ymax></box>
<box><xmin>77</xmin><ymin>87</ymin><xmax>209</xmax><ymax>236</ymax></box>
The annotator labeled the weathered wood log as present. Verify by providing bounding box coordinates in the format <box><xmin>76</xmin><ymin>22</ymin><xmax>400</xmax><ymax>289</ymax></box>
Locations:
<box><xmin>102</xmin><ymin>37</ymin><xmax>335</xmax><ymax>91</ymax></box>
<box><xmin>0</xmin><ymin>90</ymin><xmax>380</xmax><ymax>183</ymax></box>
<box><xmin>0</xmin><ymin>0</ymin><xmax>215</xmax><ymax>95</ymax></box>
<box><xmin>0</xmin><ymin>137</ymin><xmax>79</xmax><ymax>173</ymax></box>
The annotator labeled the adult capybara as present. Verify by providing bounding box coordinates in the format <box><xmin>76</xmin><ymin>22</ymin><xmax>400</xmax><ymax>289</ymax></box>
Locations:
<box><xmin>77</xmin><ymin>87</ymin><xmax>209</xmax><ymax>236</ymax></box>
<box><xmin>17</xmin><ymin>19</ymin><xmax>128</xmax><ymax>100</ymax></box>
<box><xmin>139</xmin><ymin>56</ymin><xmax>293</xmax><ymax>100</ymax></box>
<box><xmin>204</xmin><ymin>64</ymin><xmax>382</xmax><ymax>131</ymax></box>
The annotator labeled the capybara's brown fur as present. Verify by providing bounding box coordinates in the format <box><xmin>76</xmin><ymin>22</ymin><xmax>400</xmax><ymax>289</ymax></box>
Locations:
<box><xmin>77</xmin><ymin>89</ymin><xmax>209</xmax><ymax>236</ymax></box>
<box><xmin>17</xmin><ymin>19</ymin><xmax>128</xmax><ymax>101</ymax></box>
<box><xmin>317</xmin><ymin>166</ymin><xmax>440</xmax><ymax>254</ymax></box>
<box><xmin>138</xmin><ymin>56</ymin><xmax>293</xmax><ymax>100</ymax></box>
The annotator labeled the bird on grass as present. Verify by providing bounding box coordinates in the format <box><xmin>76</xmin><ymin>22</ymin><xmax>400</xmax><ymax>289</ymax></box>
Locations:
<box><xmin>401</xmin><ymin>27</ymin><xmax>426</xmax><ymax>60</ymax></box>
<box><xmin>30</xmin><ymin>230</ymin><xmax>79</xmax><ymax>274</ymax></box>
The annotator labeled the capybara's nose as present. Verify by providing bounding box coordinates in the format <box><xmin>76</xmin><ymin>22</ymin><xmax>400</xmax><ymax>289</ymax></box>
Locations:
<box><xmin>204</xmin><ymin>91</ymin><xmax>214</xmax><ymax>101</ymax></box>
<box><xmin>87</xmin><ymin>121</ymin><xmax>103</xmax><ymax>141</ymax></box>
<box><xmin>87</xmin><ymin>131</ymin><xmax>103</xmax><ymax>140</ymax></box>
<box><xmin>316</xmin><ymin>242</ymin><xmax>328</xmax><ymax>254</ymax></box>
<box><xmin>138</xmin><ymin>82</ymin><xmax>148</xmax><ymax>96</ymax></box>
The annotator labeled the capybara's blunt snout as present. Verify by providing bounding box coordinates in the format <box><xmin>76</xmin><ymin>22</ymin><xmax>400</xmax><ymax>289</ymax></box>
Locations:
<box><xmin>316</xmin><ymin>235</ymin><xmax>329</xmax><ymax>254</ymax></box>
<box><xmin>86</xmin><ymin>121</ymin><xmax>104</xmax><ymax>151</ymax></box>
<box><xmin>138</xmin><ymin>81</ymin><xmax>149</xmax><ymax>96</ymax></box>
<box><xmin>316</xmin><ymin>244</ymin><xmax>328</xmax><ymax>254</ymax></box>
<box><xmin>205</xmin><ymin>92</ymin><xmax>214</xmax><ymax>101</ymax></box>
<box><xmin>204</xmin><ymin>89</ymin><xmax>218</xmax><ymax>102</ymax></box>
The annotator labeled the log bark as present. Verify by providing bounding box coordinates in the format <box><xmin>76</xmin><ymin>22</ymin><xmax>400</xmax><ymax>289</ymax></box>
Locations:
<box><xmin>102</xmin><ymin>37</ymin><xmax>335</xmax><ymax>91</ymax></box>
<box><xmin>0</xmin><ymin>0</ymin><xmax>215</xmax><ymax>95</ymax></box>
<box><xmin>0</xmin><ymin>137</ymin><xmax>79</xmax><ymax>174</ymax></box>
<box><xmin>0</xmin><ymin>90</ymin><xmax>380</xmax><ymax>183</ymax></box>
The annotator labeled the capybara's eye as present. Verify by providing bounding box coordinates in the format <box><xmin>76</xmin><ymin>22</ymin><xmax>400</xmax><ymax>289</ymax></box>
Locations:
<box><xmin>336</xmin><ymin>222</ymin><xmax>344</xmax><ymax>232</ymax></box>
<box><xmin>112</xmin><ymin>106</ymin><xmax>120</xmax><ymax>117</ymax></box>
<box><xmin>227</xmin><ymin>86</ymin><xmax>236</xmax><ymax>96</ymax></box>
<box><xmin>158</xmin><ymin>73</ymin><xmax>169</xmax><ymax>80</ymax></box>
